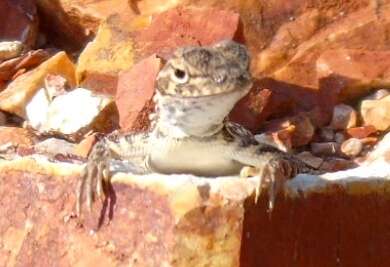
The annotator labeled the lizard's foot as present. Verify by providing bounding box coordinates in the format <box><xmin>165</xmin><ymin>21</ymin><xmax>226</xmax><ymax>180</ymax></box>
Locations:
<box><xmin>76</xmin><ymin>140</ymin><xmax>110</xmax><ymax>216</ymax></box>
<box><xmin>240</xmin><ymin>158</ymin><xmax>295</xmax><ymax>211</ymax></box>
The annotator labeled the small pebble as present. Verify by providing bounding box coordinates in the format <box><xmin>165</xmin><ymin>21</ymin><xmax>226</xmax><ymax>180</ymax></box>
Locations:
<box><xmin>330</xmin><ymin>104</ymin><xmax>357</xmax><ymax>130</ymax></box>
<box><xmin>311</xmin><ymin>142</ymin><xmax>340</xmax><ymax>156</ymax></box>
<box><xmin>341</xmin><ymin>138</ymin><xmax>363</xmax><ymax>157</ymax></box>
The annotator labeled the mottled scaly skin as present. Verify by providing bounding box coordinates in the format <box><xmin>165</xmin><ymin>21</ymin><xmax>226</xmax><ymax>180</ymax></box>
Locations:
<box><xmin>76</xmin><ymin>40</ymin><xmax>321</xmax><ymax>215</ymax></box>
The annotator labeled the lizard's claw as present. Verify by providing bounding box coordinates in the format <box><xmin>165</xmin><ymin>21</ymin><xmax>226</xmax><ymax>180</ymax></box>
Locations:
<box><xmin>240</xmin><ymin>158</ymin><xmax>295</xmax><ymax>211</ymax></box>
<box><xmin>76</xmin><ymin>140</ymin><xmax>110</xmax><ymax>216</ymax></box>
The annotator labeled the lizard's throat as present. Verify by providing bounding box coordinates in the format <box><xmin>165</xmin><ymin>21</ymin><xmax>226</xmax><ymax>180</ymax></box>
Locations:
<box><xmin>155</xmin><ymin>90</ymin><xmax>247</xmax><ymax>138</ymax></box>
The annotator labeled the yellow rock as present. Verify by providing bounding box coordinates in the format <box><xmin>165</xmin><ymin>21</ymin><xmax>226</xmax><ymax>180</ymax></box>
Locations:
<box><xmin>76</xmin><ymin>15</ymin><xmax>147</xmax><ymax>94</ymax></box>
<box><xmin>0</xmin><ymin>52</ymin><xmax>76</xmax><ymax>118</ymax></box>
<box><xmin>360</xmin><ymin>95</ymin><xmax>390</xmax><ymax>131</ymax></box>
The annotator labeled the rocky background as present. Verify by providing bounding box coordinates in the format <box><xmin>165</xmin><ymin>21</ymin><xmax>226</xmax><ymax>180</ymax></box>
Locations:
<box><xmin>1</xmin><ymin>0</ymin><xmax>390</xmax><ymax>267</ymax></box>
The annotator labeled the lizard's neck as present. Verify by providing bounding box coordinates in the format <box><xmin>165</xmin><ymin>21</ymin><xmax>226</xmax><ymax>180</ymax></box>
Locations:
<box><xmin>153</xmin><ymin>90</ymin><xmax>247</xmax><ymax>138</ymax></box>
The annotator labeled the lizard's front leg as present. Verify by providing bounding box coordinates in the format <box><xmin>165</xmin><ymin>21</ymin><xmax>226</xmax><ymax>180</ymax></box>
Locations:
<box><xmin>232</xmin><ymin>144</ymin><xmax>318</xmax><ymax>210</ymax></box>
<box><xmin>76</xmin><ymin>132</ymin><xmax>150</xmax><ymax>216</ymax></box>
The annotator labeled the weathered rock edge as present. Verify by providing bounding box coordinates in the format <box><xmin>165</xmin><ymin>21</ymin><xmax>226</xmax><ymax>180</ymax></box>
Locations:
<box><xmin>0</xmin><ymin>156</ymin><xmax>389</xmax><ymax>267</ymax></box>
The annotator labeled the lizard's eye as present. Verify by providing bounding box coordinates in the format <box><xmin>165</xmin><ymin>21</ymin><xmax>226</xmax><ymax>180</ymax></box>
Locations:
<box><xmin>172</xmin><ymin>68</ymin><xmax>189</xmax><ymax>84</ymax></box>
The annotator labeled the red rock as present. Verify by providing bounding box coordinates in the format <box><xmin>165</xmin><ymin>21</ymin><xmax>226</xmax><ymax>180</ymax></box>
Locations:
<box><xmin>290</xmin><ymin>113</ymin><xmax>315</xmax><ymax>147</ymax></box>
<box><xmin>36</xmin><ymin>0</ymin><xmax>135</xmax><ymax>50</ymax></box>
<box><xmin>260</xmin><ymin>79</ymin><xmax>324</xmax><ymax>126</ymax></box>
<box><xmin>261</xmin><ymin>113</ymin><xmax>314</xmax><ymax>147</ymax></box>
<box><xmin>116</xmin><ymin>55</ymin><xmax>161</xmax><ymax>132</ymax></box>
<box><xmin>230</xmin><ymin>79</ymin><xmax>323</xmax><ymax>133</ymax></box>
<box><xmin>0</xmin><ymin>0</ymin><xmax>38</xmax><ymax>47</ymax></box>
<box><xmin>229</xmin><ymin>87</ymin><xmax>273</xmax><ymax>132</ymax></box>
<box><xmin>318</xmin><ymin>50</ymin><xmax>390</xmax><ymax>103</ymax></box>
<box><xmin>346</xmin><ymin>125</ymin><xmax>377</xmax><ymax>139</ymax></box>
<box><xmin>0</xmin><ymin>160</ymin><xmax>247</xmax><ymax>267</ymax></box>
<box><xmin>0</xmin><ymin>127</ymin><xmax>35</xmax><ymax>147</ymax></box>
<box><xmin>136</xmin><ymin>6</ymin><xmax>241</xmax><ymax>59</ymax></box>
<box><xmin>330</xmin><ymin>104</ymin><xmax>357</xmax><ymax>130</ymax></box>
<box><xmin>360</xmin><ymin>137</ymin><xmax>379</xmax><ymax>146</ymax></box>
<box><xmin>77</xmin><ymin>7</ymin><xmax>240</xmax><ymax>94</ymax></box>
<box><xmin>255</xmin><ymin>126</ymin><xmax>295</xmax><ymax>152</ymax></box>
<box><xmin>11</xmin><ymin>68</ymin><xmax>26</xmax><ymax>80</ymax></box>
<box><xmin>341</xmin><ymin>138</ymin><xmax>363</xmax><ymax>158</ymax></box>
<box><xmin>253</xmin><ymin>9</ymin><xmax>321</xmax><ymax>77</ymax></box>
<box><xmin>272</xmin><ymin>6</ymin><xmax>390</xmax><ymax>90</ymax></box>
<box><xmin>0</xmin><ymin>49</ymin><xmax>51</xmax><ymax>83</ymax></box>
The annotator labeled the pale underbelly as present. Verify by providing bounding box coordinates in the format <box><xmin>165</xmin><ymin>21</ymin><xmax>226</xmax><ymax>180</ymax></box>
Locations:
<box><xmin>148</xmin><ymin>140</ymin><xmax>243</xmax><ymax>177</ymax></box>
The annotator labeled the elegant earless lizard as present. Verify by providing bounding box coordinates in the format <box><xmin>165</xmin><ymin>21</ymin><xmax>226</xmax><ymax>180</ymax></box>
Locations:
<box><xmin>76</xmin><ymin>40</ymin><xmax>320</xmax><ymax>215</ymax></box>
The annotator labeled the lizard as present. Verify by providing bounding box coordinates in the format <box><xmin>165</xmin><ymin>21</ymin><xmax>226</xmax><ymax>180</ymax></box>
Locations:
<box><xmin>76</xmin><ymin>40</ymin><xmax>321</xmax><ymax>215</ymax></box>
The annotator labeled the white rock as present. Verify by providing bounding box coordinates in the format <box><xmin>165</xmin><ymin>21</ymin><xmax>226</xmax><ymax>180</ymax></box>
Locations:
<box><xmin>26</xmin><ymin>87</ymin><xmax>55</xmax><ymax>129</ymax></box>
<box><xmin>26</xmin><ymin>88</ymin><xmax>114</xmax><ymax>137</ymax></box>
<box><xmin>44</xmin><ymin>88</ymin><xmax>113</xmax><ymax>134</ymax></box>
<box><xmin>340</xmin><ymin>138</ymin><xmax>363</xmax><ymax>157</ymax></box>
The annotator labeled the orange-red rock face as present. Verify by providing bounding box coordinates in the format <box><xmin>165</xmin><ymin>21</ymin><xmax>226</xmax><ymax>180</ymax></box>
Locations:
<box><xmin>116</xmin><ymin>55</ymin><xmax>161</xmax><ymax>132</ymax></box>
<box><xmin>0</xmin><ymin>160</ymin><xmax>246</xmax><ymax>267</ymax></box>
<box><xmin>0</xmin><ymin>0</ymin><xmax>38</xmax><ymax>47</ymax></box>
<box><xmin>0</xmin><ymin>155</ymin><xmax>389</xmax><ymax>267</ymax></box>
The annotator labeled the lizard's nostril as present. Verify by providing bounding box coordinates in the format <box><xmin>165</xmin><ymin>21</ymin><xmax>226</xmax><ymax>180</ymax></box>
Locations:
<box><xmin>213</xmin><ymin>73</ymin><xmax>226</xmax><ymax>84</ymax></box>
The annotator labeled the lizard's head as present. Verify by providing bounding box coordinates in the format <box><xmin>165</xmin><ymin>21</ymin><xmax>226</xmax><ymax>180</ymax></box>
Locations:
<box><xmin>156</xmin><ymin>40</ymin><xmax>252</xmax><ymax>97</ymax></box>
<box><xmin>154</xmin><ymin>41</ymin><xmax>253</xmax><ymax>137</ymax></box>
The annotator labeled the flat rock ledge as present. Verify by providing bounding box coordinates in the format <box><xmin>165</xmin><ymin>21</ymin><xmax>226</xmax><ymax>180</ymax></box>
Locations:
<box><xmin>0</xmin><ymin>156</ymin><xmax>389</xmax><ymax>267</ymax></box>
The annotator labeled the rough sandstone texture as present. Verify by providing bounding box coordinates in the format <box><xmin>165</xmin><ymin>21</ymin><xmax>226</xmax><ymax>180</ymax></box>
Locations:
<box><xmin>0</xmin><ymin>154</ymin><xmax>389</xmax><ymax>267</ymax></box>
<box><xmin>0</xmin><ymin>158</ymin><xmax>246</xmax><ymax>267</ymax></box>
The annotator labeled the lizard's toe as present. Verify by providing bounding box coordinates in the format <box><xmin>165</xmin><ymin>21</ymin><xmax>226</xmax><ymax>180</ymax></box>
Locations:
<box><xmin>76</xmin><ymin>140</ymin><xmax>111</xmax><ymax>217</ymax></box>
<box><xmin>241</xmin><ymin>159</ymin><xmax>291</xmax><ymax>211</ymax></box>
